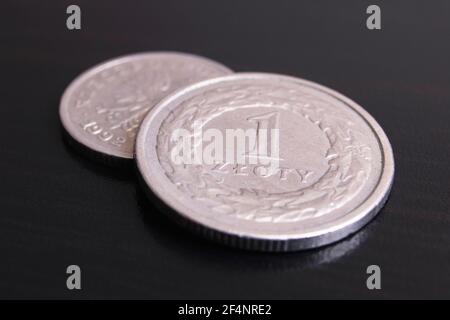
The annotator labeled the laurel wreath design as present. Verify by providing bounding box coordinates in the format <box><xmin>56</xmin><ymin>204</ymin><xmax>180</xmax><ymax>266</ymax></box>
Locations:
<box><xmin>157</xmin><ymin>84</ymin><xmax>372</xmax><ymax>223</ymax></box>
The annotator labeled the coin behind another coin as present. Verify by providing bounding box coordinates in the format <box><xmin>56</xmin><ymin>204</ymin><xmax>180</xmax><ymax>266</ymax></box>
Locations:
<box><xmin>136</xmin><ymin>73</ymin><xmax>394</xmax><ymax>251</ymax></box>
<box><xmin>59</xmin><ymin>52</ymin><xmax>232</xmax><ymax>164</ymax></box>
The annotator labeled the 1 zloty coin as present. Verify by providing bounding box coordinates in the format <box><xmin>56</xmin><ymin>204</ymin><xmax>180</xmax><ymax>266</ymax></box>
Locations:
<box><xmin>136</xmin><ymin>73</ymin><xmax>394</xmax><ymax>251</ymax></box>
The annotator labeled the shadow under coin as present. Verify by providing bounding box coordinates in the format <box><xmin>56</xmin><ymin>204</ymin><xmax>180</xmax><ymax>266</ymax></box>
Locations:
<box><xmin>60</xmin><ymin>126</ymin><xmax>135</xmax><ymax>182</ymax></box>
<box><xmin>135</xmin><ymin>182</ymin><xmax>373</xmax><ymax>273</ymax></box>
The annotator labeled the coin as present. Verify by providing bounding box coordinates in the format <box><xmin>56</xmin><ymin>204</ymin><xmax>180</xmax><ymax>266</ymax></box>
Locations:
<box><xmin>59</xmin><ymin>52</ymin><xmax>232</xmax><ymax>164</ymax></box>
<box><xmin>136</xmin><ymin>73</ymin><xmax>394</xmax><ymax>251</ymax></box>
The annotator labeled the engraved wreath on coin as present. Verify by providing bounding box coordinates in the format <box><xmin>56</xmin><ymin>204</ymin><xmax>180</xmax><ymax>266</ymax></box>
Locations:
<box><xmin>157</xmin><ymin>83</ymin><xmax>372</xmax><ymax>223</ymax></box>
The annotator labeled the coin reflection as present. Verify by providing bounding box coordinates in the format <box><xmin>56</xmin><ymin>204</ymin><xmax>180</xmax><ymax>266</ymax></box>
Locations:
<box><xmin>135</xmin><ymin>183</ymin><xmax>373</xmax><ymax>272</ymax></box>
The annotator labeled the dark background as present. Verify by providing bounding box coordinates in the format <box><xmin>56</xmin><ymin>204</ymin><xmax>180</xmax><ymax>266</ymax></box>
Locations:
<box><xmin>0</xmin><ymin>0</ymin><xmax>449</xmax><ymax>299</ymax></box>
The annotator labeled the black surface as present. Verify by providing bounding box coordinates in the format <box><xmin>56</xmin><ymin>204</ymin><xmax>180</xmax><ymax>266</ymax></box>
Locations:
<box><xmin>1</xmin><ymin>0</ymin><xmax>449</xmax><ymax>299</ymax></box>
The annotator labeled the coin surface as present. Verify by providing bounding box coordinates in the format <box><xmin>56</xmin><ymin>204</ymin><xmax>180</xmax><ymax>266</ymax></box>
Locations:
<box><xmin>59</xmin><ymin>52</ymin><xmax>232</xmax><ymax>162</ymax></box>
<box><xmin>136</xmin><ymin>73</ymin><xmax>394</xmax><ymax>251</ymax></box>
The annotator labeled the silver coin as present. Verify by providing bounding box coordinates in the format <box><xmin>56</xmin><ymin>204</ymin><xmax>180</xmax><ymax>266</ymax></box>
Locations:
<box><xmin>136</xmin><ymin>73</ymin><xmax>394</xmax><ymax>251</ymax></box>
<box><xmin>59</xmin><ymin>52</ymin><xmax>232</xmax><ymax>163</ymax></box>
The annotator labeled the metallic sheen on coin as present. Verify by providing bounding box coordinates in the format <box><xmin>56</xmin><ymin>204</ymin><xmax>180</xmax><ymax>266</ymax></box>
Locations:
<box><xmin>136</xmin><ymin>73</ymin><xmax>394</xmax><ymax>251</ymax></box>
<box><xmin>59</xmin><ymin>52</ymin><xmax>232</xmax><ymax>163</ymax></box>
